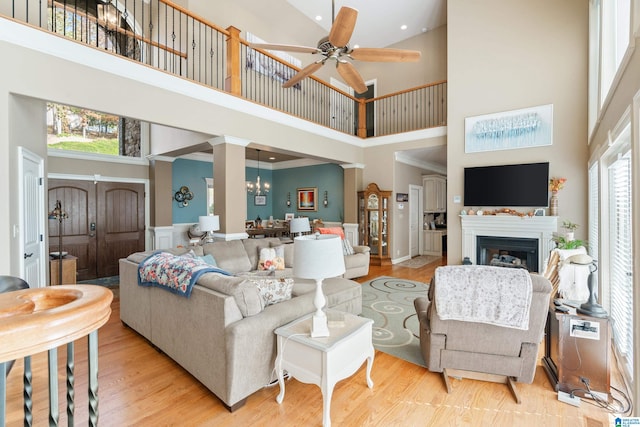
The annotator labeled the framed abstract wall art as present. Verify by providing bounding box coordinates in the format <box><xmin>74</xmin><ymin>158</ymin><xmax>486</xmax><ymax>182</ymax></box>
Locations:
<box><xmin>465</xmin><ymin>104</ymin><xmax>553</xmax><ymax>153</ymax></box>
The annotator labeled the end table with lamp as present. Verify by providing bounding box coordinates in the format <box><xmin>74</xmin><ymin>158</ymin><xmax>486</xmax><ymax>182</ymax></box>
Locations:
<box><xmin>274</xmin><ymin>233</ymin><xmax>375</xmax><ymax>427</ymax></box>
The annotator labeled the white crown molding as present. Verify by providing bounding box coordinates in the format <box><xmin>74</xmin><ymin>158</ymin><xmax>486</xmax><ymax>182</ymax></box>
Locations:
<box><xmin>146</xmin><ymin>154</ymin><xmax>177</xmax><ymax>162</ymax></box>
<box><xmin>340</xmin><ymin>163</ymin><xmax>365</xmax><ymax>169</ymax></box>
<box><xmin>394</xmin><ymin>152</ymin><xmax>446</xmax><ymax>175</ymax></box>
<box><xmin>208</xmin><ymin>135</ymin><xmax>251</xmax><ymax>147</ymax></box>
<box><xmin>178</xmin><ymin>152</ymin><xmax>214</xmax><ymax>162</ymax></box>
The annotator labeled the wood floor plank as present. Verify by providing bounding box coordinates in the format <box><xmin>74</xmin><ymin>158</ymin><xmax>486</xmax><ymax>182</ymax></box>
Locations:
<box><xmin>4</xmin><ymin>255</ymin><xmax>622</xmax><ymax>426</ymax></box>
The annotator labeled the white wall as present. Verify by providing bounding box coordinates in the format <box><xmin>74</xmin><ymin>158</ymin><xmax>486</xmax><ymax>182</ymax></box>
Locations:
<box><xmin>447</xmin><ymin>0</ymin><xmax>589</xmax><ymax>264</ymax></box>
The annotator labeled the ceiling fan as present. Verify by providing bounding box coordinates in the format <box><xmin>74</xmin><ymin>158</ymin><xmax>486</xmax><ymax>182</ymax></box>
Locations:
<box><xmin>248</xmin><ymin>5</ymin><xmax>421</xmax><ymax>94</ymax></box>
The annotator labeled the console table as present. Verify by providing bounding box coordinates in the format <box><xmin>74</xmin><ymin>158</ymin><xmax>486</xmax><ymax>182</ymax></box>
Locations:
<box><xmin>274</xmin><ymin>311</ymin><xmax>374</xmax><ymax>427</ymax></box>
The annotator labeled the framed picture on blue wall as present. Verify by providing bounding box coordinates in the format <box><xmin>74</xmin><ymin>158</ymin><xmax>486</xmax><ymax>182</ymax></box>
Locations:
<box><xmin>297</xmin><ymin>187</ymin><xmax>317</xmax><ymax>211</ymax></box>
<box><xmin>255</xmin><ymin>195</ymin><xmax>266</xmax><ymax>206</ymax></box>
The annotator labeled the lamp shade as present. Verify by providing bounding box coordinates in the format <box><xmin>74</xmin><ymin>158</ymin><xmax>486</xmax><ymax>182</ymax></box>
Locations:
<box><xmin>289</xmin><ymin>217</ymin><xmax>310</xmax><ymax>234</ymax></box>
<box><xmin>293</xmin><ymin>234</ymin><xmax>345</xmax><ymax>280</ymax></box>
<box><xmin>199</xmin><ymin>215</ymin><xmax>220</xmax><ymax>232</ymax></box>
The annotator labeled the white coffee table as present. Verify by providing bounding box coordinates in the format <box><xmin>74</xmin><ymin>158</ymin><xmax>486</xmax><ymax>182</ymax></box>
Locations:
<box><xmin>274</xmin><ymin>311</ymin><xmax>374</xmax><ymax>427</ymax></box>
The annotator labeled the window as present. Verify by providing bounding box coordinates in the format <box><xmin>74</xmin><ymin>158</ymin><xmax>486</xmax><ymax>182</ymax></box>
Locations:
<box><xmin>606</xmin><ymin>124</ymin><xmax>633</xmax><ymax>379</ymax></box>
<box><xmin>205</xmin><ymin>178</ymin><xmax>214</xmax><ymax>214</ymax></box>
<box><xmin>599</xmin><ymin>0</ymin><xmax>631</xmax><ymax>106</ymax></box>
<box><xmin>47</xmin><ymin>103</ymin><xmax>141</xmax><ymax>158</ymax></box>
<box><xmin>588</xmin><ymin>161</ymin><xmax>599</xmax><ymax>266</ymax></box>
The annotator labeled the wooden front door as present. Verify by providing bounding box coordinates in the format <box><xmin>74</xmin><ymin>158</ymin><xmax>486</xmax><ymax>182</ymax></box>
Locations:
<box><xmin>48</xmin><ymin>179</ymin><xmax>144</xmax><ymax>281</ymax></box>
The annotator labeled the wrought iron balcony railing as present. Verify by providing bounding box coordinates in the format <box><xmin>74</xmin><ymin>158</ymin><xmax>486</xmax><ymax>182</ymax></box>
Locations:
<box><xmin>3</xmin><ymin>0</ymin><xmax>446</xmax><ymax>137</ymax></box>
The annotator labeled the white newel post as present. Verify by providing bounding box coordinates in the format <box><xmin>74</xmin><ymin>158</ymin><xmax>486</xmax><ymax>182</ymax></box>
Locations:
<box><xmin>460</xmin><ymin>215</ymin><xmax>558</xmax><ymax>272</ymax></box>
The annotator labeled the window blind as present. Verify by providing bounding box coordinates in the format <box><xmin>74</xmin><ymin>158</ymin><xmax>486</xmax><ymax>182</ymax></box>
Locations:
<box><xmin>588</xmin><ymin>162</ymin><xmax>599</xmax><ymax>262</ymax></box>
<box><xmin>608</xmin><ymin>150</ymin><xmax>633</xmax><ymax>377</ymax></box>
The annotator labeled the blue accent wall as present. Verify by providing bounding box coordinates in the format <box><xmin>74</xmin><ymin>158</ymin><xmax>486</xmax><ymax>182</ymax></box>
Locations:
<box><xmin>172</xmin><ymin>158</ymin><xmax>213</xmax><ymax>224</ymax></box>
<box><xmin>172</xmin><ymin>160</ymin><xmax>344</xmax><ymax>225</ymax></box>
<box><xmin>246</xmin><ymin>166</ymin><xmax>273</xmax><ymax>222</ymax></box>
<box><xmin>272</xmin><ymin>163</ymin><xmax>344</xmax><ymax>222</ymax></box>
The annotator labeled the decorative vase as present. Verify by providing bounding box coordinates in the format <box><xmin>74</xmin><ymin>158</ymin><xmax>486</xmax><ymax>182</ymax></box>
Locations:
<box><xmin>549</xmin><ymin>192</ymin><xmax>558</xmax><ymax>216</ymax></box>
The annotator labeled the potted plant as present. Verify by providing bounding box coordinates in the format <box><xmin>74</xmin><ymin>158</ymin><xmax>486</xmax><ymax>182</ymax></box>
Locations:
<box><xmin>561</xmin><ymin>220</ymin><xmax>579</xmax><ymax>241</ymax></box>
<box><xmin>552</xmin><ymin>235</ymin><xmax>586</xmax><ymax>250</ymax></box>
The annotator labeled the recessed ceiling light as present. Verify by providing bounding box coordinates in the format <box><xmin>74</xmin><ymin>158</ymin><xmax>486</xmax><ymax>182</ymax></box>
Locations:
<box><xmin>269</xmin><ymin>156</ymin><xmax>276</xmax><ymax>160</ymax></box>
<box><xmin>315</xmin><ymin>15</ymin><xmax>322</xmax><ymax>21</ymax></box>
<box><xmin>422</xmin><ymin>27</ymin><xmax>428</xmax><ymax>33</ymax></box>
<box><xmin>353</xmin><ymin>44</ymin><xmax>360</xmax><ymax>49</ymax></box>
<box><xmin>400</xmin><ymin>24</ymin><xmax>408</xmax><ymax>30</ymax></box>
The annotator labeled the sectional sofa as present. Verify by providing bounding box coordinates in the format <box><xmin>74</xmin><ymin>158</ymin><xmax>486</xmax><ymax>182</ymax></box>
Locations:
<box><xmin>119</xmin><ymin>237</ymin><xmax>364</xmax><ymax>410</ymax></box>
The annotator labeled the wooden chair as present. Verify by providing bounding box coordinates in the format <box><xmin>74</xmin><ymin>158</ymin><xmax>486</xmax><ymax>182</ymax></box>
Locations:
<box><xmin>542</xmin><ymin>250</ymin><xmax>560</xmax><ymax>298</ymax></box>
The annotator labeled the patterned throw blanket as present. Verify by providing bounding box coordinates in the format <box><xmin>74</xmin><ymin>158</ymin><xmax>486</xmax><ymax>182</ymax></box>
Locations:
<box><xmin>434</xmin><ymin>265</ymin><xmax>532</xmax><ymax>330</ymax></box>
<box><xmin>138</xmin><ymin>251</ymin><xmax>230</xmax><ymax>297</ymax></box>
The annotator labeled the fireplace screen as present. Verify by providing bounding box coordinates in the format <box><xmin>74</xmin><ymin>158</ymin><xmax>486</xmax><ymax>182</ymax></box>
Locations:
<box><xmin>476</xmin><ymin>236</ymin><xmax>539</xmax><ymax>272</ymax></box>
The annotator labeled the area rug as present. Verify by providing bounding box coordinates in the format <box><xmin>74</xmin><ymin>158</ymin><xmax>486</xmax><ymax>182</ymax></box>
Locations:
<box><xmin>396</xmin><ymin>255</ymin><xmax>442</xmax><ymax>269</ymax></box>
<box><xmin>361</xmin><ymin>276</ymin><xmax>430</xmax><ymax>367</ymax></box>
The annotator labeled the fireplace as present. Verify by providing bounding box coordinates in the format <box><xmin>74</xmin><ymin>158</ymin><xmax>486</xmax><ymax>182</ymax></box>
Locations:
<box><xmin>460</xmin><ymin>215</ymin><xmax>558</xmax><ymax>274</ymax></box>
<box><xmin>477</xmin><ymin>235</ymin><xmax>538</xmax><ymax>272</ymax></box>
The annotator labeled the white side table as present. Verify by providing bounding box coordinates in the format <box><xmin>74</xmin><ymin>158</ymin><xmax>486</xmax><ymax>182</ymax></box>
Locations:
<box><xmin>274</xmin><ymin>311</ymin><xmax>374</xmax><ymax>427</ymax></box>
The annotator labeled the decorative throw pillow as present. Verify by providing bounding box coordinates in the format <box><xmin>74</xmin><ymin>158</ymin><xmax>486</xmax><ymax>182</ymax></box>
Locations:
<box><xmin>342</xmin><ymin>239</ymin><xmax>355</xmax><ymax>256</ymax></box>
<box><xmin>318</xmin><ymin>227</ymin><xmax>345</xmax><ymax>240</ymax></box>
<box><xmin>198</xmin><ymin>254</ymin><xmax>218</xmax><ymax>267</ymax></box>
<box><xmin>249</xmin><ymin>277</ymin><xmax>294</xmax><ymax>306</ymax></box>
<box><xmin>258</xmin><ymin>246</ymin><xmax>285</xmax><ymax>271</ymax></box>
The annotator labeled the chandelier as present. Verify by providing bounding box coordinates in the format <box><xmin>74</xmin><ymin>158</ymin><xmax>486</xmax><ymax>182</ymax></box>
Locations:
<box><xmin>246</xmin><ymin>149</ymin><xmax>270</xmax><ymax>194</ymax></box>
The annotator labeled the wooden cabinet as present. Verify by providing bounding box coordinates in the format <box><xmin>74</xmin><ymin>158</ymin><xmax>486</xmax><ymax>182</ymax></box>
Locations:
<box><xmin>422</xmin><ymin>175</ymin><xmax>446</xmax><ymax>212</ymax></box>
<box><xmin>423</xmin><ymin>230</ymin><xmax>445</xmax><ymax>256</ymax></box>
<box><xmin>358</xmin><ymin>183</ymin><xmax>392</xmax><ymax>266</ymax></box>
<box><xmin>50</xmin><ymin>255</ymin><xmax>78</xmax><ymax>285</ymax></box>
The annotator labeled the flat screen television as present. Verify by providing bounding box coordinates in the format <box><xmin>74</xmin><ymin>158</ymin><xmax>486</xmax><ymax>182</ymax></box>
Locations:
<box><xmin>464</xmin><ymin>162</ymin><xmax>549</xmax><ymax>207</ymax></box>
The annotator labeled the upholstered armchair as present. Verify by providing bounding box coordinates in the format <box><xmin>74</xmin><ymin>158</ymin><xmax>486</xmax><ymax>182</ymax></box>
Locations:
<box><xmin>414</xmin><ymin>266</ymin><xmax>552</xmax><ymax>403</ymax></box>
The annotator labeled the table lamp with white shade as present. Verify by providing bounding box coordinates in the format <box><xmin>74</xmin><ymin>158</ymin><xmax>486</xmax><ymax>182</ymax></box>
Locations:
<box><xmin>289</xmin><ymin>217</ymin><xmax>310</xmax><ymax>237</ymax></box>
<box><xmin>294</xmin><ymin>233</ymin><xmax>345</xmax><ymax>337</ymax></box>
<box><xmin>199</xmin><ymin>215</ymin><xmax>220</xmax><ymax>244</ymax></box>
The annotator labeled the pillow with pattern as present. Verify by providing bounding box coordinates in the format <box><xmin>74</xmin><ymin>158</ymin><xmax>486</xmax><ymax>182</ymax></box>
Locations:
<box><xmin>258</xmin><ymin>246</ymin><xmax>285</xmax><ymax>271</ymax></box>
<box><xmin>246</xmin><ymin>277</ymin><xmax>294</xmax><ymax>306</ymax></box>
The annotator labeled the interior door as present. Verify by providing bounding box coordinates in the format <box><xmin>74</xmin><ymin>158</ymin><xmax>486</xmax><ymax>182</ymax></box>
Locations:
<box><xmin>97</xmin><ymin>182</ymin><xmax>145</xmax><ymax>277</ymax></box>
<box><xmin>48</xmin><ymin>179</ymin><xmax>97</xmax><ymax>281</ymax></box>
<box><xmin>19</xmin><ymin>148</ymin><xmax>46</xmax><ymax>287</ymax></box>
<box><xmin>409</xmin><ymin>185</ymin><xmax>422</xmax><ymax>257</ymax></box>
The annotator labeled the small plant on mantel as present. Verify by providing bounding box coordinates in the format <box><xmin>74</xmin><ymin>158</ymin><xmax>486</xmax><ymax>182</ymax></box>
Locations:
<box><xmin>561</xmin><ymin>220</ymin><xmax>579</xmax><ymax>232</ymax></box>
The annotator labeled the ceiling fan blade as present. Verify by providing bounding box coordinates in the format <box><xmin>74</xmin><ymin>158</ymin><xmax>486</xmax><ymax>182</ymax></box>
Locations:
<box><xmin>336</xmin><ymin>61</ymin><xmax>367</xmax><ymax>94</ymax></box>
<box><xmin>283</xmin><ymin>61</ymin><xmax>324</xmax><ymax>88</ymax></box>
<box><xmin>350</xmin><ymin>48</ymin><xmax>421</xmax><ymax>62</ymax></box>
<box><xmin>328</xmin><ymin>6</ymin><xmax>358</xmax><ymax>47</ymax></box>
<box><xmin>249</xmin><ymin>43</ymin><xmax>320</xmax><ymax>54</ymax></box>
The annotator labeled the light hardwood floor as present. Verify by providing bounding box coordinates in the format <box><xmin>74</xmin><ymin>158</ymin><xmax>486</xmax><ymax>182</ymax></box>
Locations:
<box><xmin>5</xmin><ymin>257</ymin><xmax>622</xmax><ymax>426</ymax></box>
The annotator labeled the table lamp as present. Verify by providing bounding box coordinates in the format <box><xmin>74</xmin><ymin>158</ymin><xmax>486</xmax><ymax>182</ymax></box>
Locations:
<box><xmin>289</xmin><ymin>217</ymin><xmax>310</xmax><ymax>237</ymax></box>
<box><xmin>293</xmin><ymin>233</ymin><xmax>345</xmax><ymax>337</ymax></box>
<box><xmin>199</xmin><ymin>215</ymin><xmax>220</xmax><ymax>244</ymax></box>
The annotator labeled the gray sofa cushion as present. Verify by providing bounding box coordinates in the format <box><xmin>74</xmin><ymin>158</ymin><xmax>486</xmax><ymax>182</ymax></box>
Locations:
<box><xmin>203</xmin><ymin>240</ymin><xmax>252</xmax><ymax>274</ymax></box>
<box><xmin>197</xmin><ymin>273</ymin><xmax>264</xmax><ymax>317</ymax></box>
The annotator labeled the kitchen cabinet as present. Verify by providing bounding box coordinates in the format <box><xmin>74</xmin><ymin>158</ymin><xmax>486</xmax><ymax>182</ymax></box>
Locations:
<box><xmin>358</xmin><ymin>183</ymin><xmax>392</xmax><ymax>266</ymax></box>
<box><xmin>423</xmin><ymin>175</ymin><xmax>446</xmax><ymax>212</ymax></box>
<box><xmin>422</xmin><ymin>230</ymin><xmax>446</xmax><ymax>256</ymax></box>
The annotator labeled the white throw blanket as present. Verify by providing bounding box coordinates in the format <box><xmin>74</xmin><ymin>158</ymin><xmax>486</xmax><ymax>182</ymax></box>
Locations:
<box><xmin>434</xmin><ymin>265</ymin><xmax>533</xmax><ymax>330</ymax></box>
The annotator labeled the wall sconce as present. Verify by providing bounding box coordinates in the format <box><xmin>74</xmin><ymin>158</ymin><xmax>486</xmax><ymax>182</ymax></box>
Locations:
<box><xmin>286</xmin><ymin>192</ymin><xmax>291</xmax><ymax>207</ymax></box>
<box><xmin>323</xmin><ymin>191</ymin><xmax>328</xmax><ymax>207</ymax></box>
<box><xmin>174</xmin><ymin>186</ymin><xmax>194</xmax><ymax>207</ymax></box>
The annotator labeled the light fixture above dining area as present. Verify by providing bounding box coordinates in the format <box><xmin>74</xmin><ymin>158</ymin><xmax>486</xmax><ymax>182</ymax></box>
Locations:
<box><xmin>246</xmin><ymin>149</ymin><xmax>270</xmax><ymax>195</ymax></box>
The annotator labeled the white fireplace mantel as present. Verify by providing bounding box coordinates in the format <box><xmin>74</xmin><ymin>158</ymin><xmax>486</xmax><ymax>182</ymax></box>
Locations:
<box><xmin>461</xmin><ymin>215</ymin><xmax>558</xmax><ymax>271</ymax></box>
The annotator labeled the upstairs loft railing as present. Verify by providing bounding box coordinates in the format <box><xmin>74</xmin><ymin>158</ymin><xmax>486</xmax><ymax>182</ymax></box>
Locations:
<box><xmin>4</xmin><ymin>0</ymin><xmax>447</xmax><ymax>138</ymax></box>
